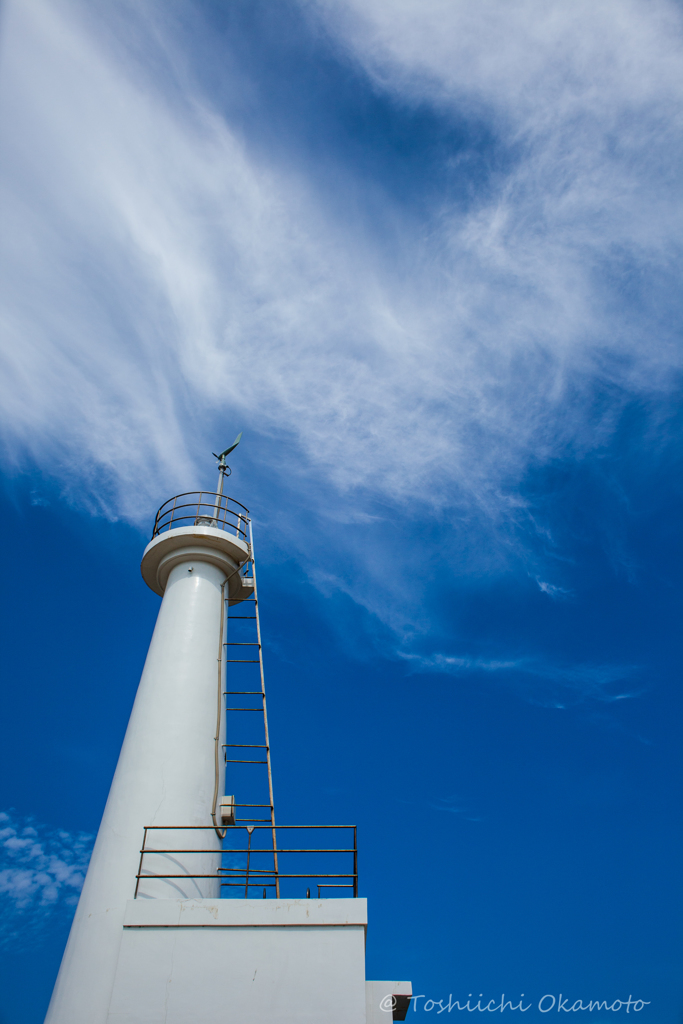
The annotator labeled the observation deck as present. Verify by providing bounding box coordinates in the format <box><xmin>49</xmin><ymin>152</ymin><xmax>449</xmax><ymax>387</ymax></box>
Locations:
<box><xmin>140</xmin><ymin>491</ymin><xmax>254</xmax><ymax>604</ymax></box>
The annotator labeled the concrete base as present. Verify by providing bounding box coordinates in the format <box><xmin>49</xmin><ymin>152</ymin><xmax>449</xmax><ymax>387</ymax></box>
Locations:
<box><xmin>105</xmin><ymin>898</ymin><xmax>410</xmax><ymax>1024</ymax></box>
<box><xmin>366</xmin><ymin>981</ymin><xmax>414</xmax><ymax>1023</ymax></box>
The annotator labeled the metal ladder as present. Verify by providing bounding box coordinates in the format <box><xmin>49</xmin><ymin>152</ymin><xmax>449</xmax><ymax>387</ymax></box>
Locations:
<box><xmin>223</xmin><ymin>520</ymin><xmax>280</xmax><ymax>896</ymax></box>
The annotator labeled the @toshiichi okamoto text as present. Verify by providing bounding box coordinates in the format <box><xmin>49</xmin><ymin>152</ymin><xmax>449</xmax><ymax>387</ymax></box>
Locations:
<box><xmin>378</xmin><ymin>994</ymin><xmax>652</xmax><ymax>1014</ymax></box>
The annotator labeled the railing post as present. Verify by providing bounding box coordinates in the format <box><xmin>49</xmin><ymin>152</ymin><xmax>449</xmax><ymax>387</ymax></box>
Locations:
<box><xmin>353</xmin><ymin>826</ymin><xmax>358</xmax><ymax>897</ymax></box>
<box><xmin>244</xmin><ymin>826</ymin><xmax>254</xmax><ymax>898</ymax></box>
<box><xmin>134</xmin><ymin>827</ymin><xmax>147</xmax><ymax>899</ymax></box>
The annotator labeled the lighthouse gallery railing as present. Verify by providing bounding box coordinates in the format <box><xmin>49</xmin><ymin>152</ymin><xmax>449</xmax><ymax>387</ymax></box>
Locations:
<box><xmin>152</xmin><ymin>492</ymin><xmax>249</xmax><ymax>542</ymax></box>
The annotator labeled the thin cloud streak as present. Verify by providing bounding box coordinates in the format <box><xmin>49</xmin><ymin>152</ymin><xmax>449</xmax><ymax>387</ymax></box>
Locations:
<box><xmin>535</xmin><ymin>579</ymin><xmax>571</xmax><ymax>599</ymax></box>
<box><xmin>400</xmin><ymin>650</ymin><xmax>640</xmax><ymax>707</ymax></box>
<box><xmin>428</xmin><ymin>796</ymin><xmax>482</xmax><ymax>822</ymax></box>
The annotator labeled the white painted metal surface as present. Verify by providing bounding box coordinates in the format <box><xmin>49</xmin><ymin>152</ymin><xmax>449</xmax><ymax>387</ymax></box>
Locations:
<box><xmin>45</xmin><ymin>532</ymin><xmax>243</xmax><ymax>1024</ymax></box>
<box><xmin>139</xmin><ymin>524</ymin><xmax>249</xmax><ymax>598</ymax></box>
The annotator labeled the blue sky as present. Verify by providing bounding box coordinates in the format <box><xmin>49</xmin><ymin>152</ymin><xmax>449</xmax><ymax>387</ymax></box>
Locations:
<box><xmin>0</xmin><ymin>0</ymin><xmax>682</xmax><ymax>1021</ymax></box>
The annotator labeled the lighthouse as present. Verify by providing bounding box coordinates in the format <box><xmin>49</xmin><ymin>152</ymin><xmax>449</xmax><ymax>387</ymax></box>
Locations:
<box><xmin>44</xmin><ymin>442</ymin><xmax>411</xmax><ymax>1024</ymax></box>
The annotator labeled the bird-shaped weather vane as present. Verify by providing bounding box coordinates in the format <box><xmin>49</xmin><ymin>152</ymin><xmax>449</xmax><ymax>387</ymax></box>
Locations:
<box><xmin>213</xmin><ymin>432</ymin><xmax>242</xmax><ymax>496</ymax></box>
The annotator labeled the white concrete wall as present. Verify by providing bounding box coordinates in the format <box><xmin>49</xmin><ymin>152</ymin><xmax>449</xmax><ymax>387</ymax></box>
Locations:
<box><xmin>106</xmin><ymin>899</ymin><xmax>368</xmax><ymax>1024</ymax></box>
<box><xmin>366</xmin><ymin>981</ymin><xmax>414</xmax><ymax>1023</ymax></box>
<box><xmin>45</xmin><ymin>557</ymin><xmax>229</xmax><ymax>1024</ymax></box>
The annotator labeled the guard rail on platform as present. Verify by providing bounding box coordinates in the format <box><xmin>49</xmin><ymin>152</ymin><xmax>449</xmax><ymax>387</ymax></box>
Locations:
<box><xmin>152</xmin><ymin>492</ymin><xmax>250</xmax><ymax>543</ymax></box>
<box><xmin>134</xmin><ymin>824</ymin><xmax>358</xmax><ymax>900</ymax></box>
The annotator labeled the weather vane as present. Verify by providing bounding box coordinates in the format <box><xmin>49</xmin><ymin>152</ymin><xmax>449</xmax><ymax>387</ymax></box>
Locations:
<box><xmin>212</xmin><ymin>432</ymin><xmax>242</xmax><ymax>496</ymax></box>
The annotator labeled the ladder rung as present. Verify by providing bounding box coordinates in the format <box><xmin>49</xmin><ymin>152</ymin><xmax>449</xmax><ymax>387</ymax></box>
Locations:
<box><xmin>224</xmin><ymin>744</ymin><xmax>268</xmax><ymax>748</ymax></box>
<box><xmin>225</xmin><ymin>708</ymin><xmax>263</xmax><ymax>712</ymax></box>
<box><xmin>236</xmin><ymin>817</ymin><xmax>272</xmax><ymax>822</ymax></box>
<box><xmin>224</xmin><ymin>642</ymin><xmax>260</xmax><ymax>646</ymax></box>
<box><xmin>228</xmin><ymin>616</ymin><xmax>256</xmax><ymax>619</ymax></box>
<box><xmin>225</xmin><ymin>759</ymin><xmax>268</xmax><ymax>764</ymax></box>
<box><xmin>224</xmin><ymin>691</ymin><xmax>264</xmax><ymax>695</ymax></box>
<box><xmin>225</xmin><ymin>659</ymin><xmax>260</xmax><ymax>663</ymax></box>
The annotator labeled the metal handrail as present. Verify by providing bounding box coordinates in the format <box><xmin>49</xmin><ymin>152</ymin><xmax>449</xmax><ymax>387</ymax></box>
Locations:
<box><xmin>134</xmin><ymin>824</ymin><xmax>358</xmax><ymax>899</ymax></box>
<box><xmin>151</xmin><ymin>492</ymin><xmax>250</xmax><ymax>542</ymax></box>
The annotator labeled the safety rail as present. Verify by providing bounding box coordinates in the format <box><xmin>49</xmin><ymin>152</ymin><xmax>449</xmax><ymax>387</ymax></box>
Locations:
<box><xmin>134</xmin><ymin>824</ymin><xmax>358</xmax><ymax>900</ymax></box>
<box><xmin>152</xmin><ymin>492</ymin><xmax>250</xmax><ymax>542</ymax></box>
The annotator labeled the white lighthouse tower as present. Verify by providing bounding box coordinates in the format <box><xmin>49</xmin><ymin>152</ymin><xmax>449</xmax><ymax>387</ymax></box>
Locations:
<box><xmin>44</xmin><ymin>441</ymin><xmax>411</xmax><ymax>1024</ymax></box>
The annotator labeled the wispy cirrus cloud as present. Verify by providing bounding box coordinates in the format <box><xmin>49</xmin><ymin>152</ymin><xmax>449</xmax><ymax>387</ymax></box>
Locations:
<box><xmin>0</xmin><ymin>0</ymin><xmax>680</xmax><ymax>527</ymax></box>
<box><xmin>428</xmin><ymin>795</ymin><xmax>482</xmax><ymax>822</ymax></box>
<box><xmin>0</xmin><ymin>811</ymin><xmax>93</xmax><ymax>949</ymax></box>
<box><xmin>0</xmin><ymin>0</ymin><xmax>680</xmax><ymax>668</ymax></box>
<box><xmin>535</xmin><ymin>579</ymin><xmax>571</xmax><ymax>599</ymax></box>
<box><xmin>399</xmin><ymin>650</ymin><xmax>640</xmax><ymax>708</ymax></box>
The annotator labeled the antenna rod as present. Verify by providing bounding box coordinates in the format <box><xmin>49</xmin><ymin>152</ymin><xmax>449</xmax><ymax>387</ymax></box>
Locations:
<box><xmin>217</xmin><ymin>455</ymin><xmax>228</xmax><ymax>497</ymax></box>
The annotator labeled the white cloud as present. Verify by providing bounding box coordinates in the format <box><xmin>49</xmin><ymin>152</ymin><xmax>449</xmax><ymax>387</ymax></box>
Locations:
<box><xmin>0</xmin><ymin>0</ymin><xmax>680</xmax><ymax>656</ymax></box>
<box><xmin>399</xmin><ymin>649</ymin><xmax>639</xmax><ymax>707</ymax></box>
<box><xmin>428</xmin><ymin>796</ymin><xmax>482</xmax><ymax>821</ymax></box>
<box><xmin>535</xmin><ymin>578</ymin><xmax>570</xmax><ymax>599</ymax></box>
<box><xmin>0</xmin><ymin>811</ymin><xmax>93</xmax><ymax>948</ymax></box>
<box><xmin>0</xmin><ymin>0</ymin><xmax>680</xmax><ymax>523</ymax></box>
<box><xmin>400</xmin><ymin>652</ymin><xmax>521</xmax><ymax>673</ymax></box>
<box><xmin>308</xmin><ymin>0</ymin><xmax>683</xmax><ymax>397</ymax></box>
